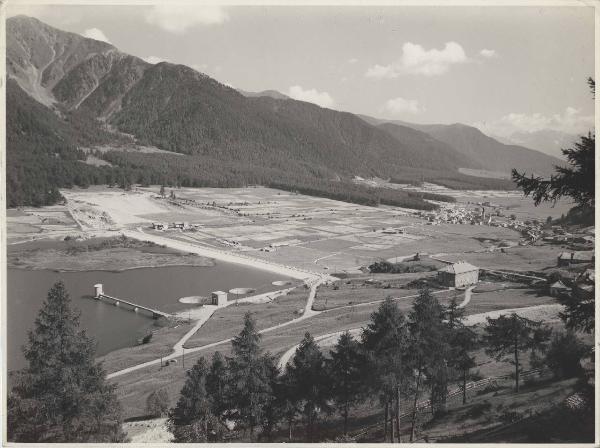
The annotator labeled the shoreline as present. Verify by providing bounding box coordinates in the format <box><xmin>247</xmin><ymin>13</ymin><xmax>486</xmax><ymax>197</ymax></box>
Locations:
<box><xmin>122</xmin><ymin>228</ymin><xmax>325</xmax><ymax>282</ymax></box>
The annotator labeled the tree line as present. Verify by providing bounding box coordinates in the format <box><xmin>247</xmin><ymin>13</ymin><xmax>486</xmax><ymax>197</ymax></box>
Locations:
<box><xmin>157</xmin><ymin>289</ymin><xmax>590</xmax><ymax>443</ymax></box>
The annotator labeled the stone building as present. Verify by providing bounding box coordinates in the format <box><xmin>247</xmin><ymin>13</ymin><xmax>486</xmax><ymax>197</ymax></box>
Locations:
<box><xmin>437</xmin><ymin>261</ymin><xmax>479</xmax><ymax>288</ymax></box>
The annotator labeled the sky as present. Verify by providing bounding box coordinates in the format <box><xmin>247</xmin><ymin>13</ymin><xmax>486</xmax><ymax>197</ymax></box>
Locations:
<box><xmin>6</xmin><ymin>3</ymin><xmax>596</xmax><ymax>138</ymax></box>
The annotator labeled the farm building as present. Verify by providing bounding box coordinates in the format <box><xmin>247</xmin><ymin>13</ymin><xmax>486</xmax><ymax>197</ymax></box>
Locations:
<box><xmin>557</xmin><ymin>251</ymin><xmax>595</xmax><ymax>267</ymax></box>
<box><xmin>152</xmin><ymin>222</ymin><xmax>167</xmax><ymax>230</ymax></box>
<box><xmin>173</xmin><ymin>222</ymin><xmax>189</xmax><ymax>230</ymax></box>
<box><xmin>437</xmin><ymin>261</ymin><xmax>479</xmax><ymax>288</ymax></box>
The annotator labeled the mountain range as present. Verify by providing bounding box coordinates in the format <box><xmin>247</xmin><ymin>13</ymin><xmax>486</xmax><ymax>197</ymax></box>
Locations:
<box><xmin>6</xmin><ymin>16</ymin><xmax>563</xmax><ymax>208</ymax></box>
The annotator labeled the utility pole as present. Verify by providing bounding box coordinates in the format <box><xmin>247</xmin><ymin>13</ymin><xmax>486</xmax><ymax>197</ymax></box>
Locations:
<box><xmin>182</xmin><ymin>346</ymin><xmax>185</xmax><ymax>369</ymax></box>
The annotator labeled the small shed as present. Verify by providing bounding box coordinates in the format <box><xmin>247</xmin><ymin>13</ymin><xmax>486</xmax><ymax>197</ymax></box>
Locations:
<box><xmin>211</xmin><ymin>291</ymin><xmax>228</xmax><ymax>307</ymax></box>
<box><xmin>437</xmin><ymin>262</ymin><xmax>479</xmax><ymax>288</ymax></box>
<box><xmin>549</xmin><ymin>280</ymin><xmax>569</xmax><ymax>297</ymax></box>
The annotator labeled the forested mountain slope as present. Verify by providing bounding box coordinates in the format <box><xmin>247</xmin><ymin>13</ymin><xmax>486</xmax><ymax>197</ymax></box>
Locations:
<box><xmin>6</xmin><ymin>15</ymin><xmax>536</xmax><ymax>208</ymax></box>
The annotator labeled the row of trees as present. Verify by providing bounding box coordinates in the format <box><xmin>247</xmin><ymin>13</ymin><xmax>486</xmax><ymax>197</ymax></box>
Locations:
<box><xmin>165</xmin><ymin>289</ymin><xmax>576</xmax><ymax>443</ymax></box>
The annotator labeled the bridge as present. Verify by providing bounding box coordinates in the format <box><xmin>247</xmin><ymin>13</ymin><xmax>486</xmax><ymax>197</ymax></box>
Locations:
<box><xmin>93</xmin><ymin>284</ymin><xmax>172</xmax><ymax>319</ymax></box>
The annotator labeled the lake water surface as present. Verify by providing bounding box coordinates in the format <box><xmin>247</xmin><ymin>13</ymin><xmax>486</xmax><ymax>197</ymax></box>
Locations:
<box><xmin>8</xmin><ymin>263</ymin><xmax>290</xmax><ymax>371</ymax></box>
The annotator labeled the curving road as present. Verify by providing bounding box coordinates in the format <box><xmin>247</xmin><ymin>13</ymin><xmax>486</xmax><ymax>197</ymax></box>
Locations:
<box><xmin>107</xmin><ymin>275</ymin><xmax>328</xmax><ymax>379</ymax></box>
<box><xmin>277</xmin><ymin>286</ymin><xmax>472</xmax><ymax>372</ymax></box>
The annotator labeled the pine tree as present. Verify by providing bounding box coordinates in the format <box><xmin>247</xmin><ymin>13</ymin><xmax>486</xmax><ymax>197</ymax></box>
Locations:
<box><xmin>407</xmin><ymin>288</ymin><xmax>449</xmax><ymax>441</ymax></box>
<box><xmin>483</xmin><ymin>313</ymin><xmax>551</xmax><ymax>392</ymax></box>
<box><xmin>445</xmin><ymin>296</ymin><xmax>477</xmax><ymax>404</ymax></box>
<box><xmin>226</xmin><ymin>312</ymin><xmax>273</xmax><ymax>438</ymax></box>
<box><xmin>327</xmin><ymin>331</ymin><xmax>364</xmax><ymax>435</ymax></box>
<box><xmin>258</xmin><ymin>353</ymin><xmax>281</xmax><ymax>441</ymax></box>
<box><xmin>159</xmin><ymin>184</ymin><xmax>166</xmax><ymax>198</ymax></box>
<box><xmin>7</xmin><ymin>281</ymin><xmax>126</xmax><ymax>443</ymax></box>
<box><xmin>168</xmin><ymin>357</ymin><xmax>220</xmax><ymax>442</ymax></box>
<box><xmin>206</xmin><ymin>351</ymin><xmax>228</xmax><ymax>417</ymax></box>
<box><xmin>286</xmin><ymin>332</ymin><xmax>331</xmax><ymax>442</ymax></box>
<box><xmin>449</xmin><ymin>326</ymin><xmax>477</xmax><ymax>404</ymax></box>
<box><xmin>512</xmin><ymin>78</ymin><xmax>594</xmax><ymax>212</ymax></box>
<box><xmin>275</xmin><ymin>369</ymin><xmax>301</xmax><ymax>441</ymax></box>
<box><xmin>361</xmin><ymin>296</ymin><xmax>409</xmax><ymax>442</ymax></box>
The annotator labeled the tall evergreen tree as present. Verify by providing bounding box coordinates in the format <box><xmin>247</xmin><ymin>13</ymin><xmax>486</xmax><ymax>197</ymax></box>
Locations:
<box><xmin>168</xmin><ymin>357</ymin><xmax>220</xmax><ymax>442</ymax></box>
<box><xmin>286</xmin><ymin>332</ymin><xmax>331</xmax><ymax>442</ymax></box>
<box><xmin>361</xmin><ymin>297</ymin><xmax>409</xmax><ymax>442</ymax></box>
<box><xmin>206</xmin><ymin>351</ymin><xmax>228</xmax><ymax>418</ymax></box>
<box><xmin>407</xmin><ymin>288</ymin><xmax>449</xmax><ymax>441</ymax></box>
<box><xmin>445</xmin><ymin>296</ymin><xmax>478</xmax><ymax>404</ymax></box>
<box><xmin>483</xmin><ymin>313</ymin><xmax>551</xmax><ymax>392</ymax></box>
<box><xmin>327</xmin><ymin>331</ymin><xmax>364</xmax><ymax>435</ymax></box>
<box><xmin>275</xmin><ymin>369</ymin><xmax>301</xmax><ymax>441</ymax></box>
<box><xmin>258</xmin><ymin>353</ymin><xmax>281</xmax><ymax>441</ymax></box>
<box><xmin>448</xmin><ymin>326</ymin><xmax>478</xmax><ymax>404</ymax></box>
<box><xmin>7</xmin><ymin>281</ymin><xmax>126</xmax><ymax>443</ymax></box>
<box><xmin>226</xmin><ymin>312</ymin><xmax>273</xmax><ymax>437</ymax></box>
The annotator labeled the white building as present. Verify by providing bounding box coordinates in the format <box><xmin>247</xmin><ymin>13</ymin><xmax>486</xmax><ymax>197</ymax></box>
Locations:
<box><xmin>437</xmin><ymin>262</ymin><xmax>479</xmax><ymax>288</ymax></box>
<box><xmin>211</xmin><ymin>291</ymin><xmax>228</xmax><ymax>307</ymax></box>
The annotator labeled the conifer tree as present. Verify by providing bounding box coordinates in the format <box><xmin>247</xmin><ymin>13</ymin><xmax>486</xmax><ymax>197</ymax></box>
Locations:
<box><xmin>361</xmin><ymin>296</ymin><xmax>409</xmax><ymax>442</ymax></box>
<box><xmin>275</xmin><ymin>369</ymin><xmax>301</xmax><ymax>441</ymax></box>
<box><xmin>407</xmin><ymin>288</ymin><xmax>449</xmax><ymax>441</ymax></box>
<box><xmin>483</xmin><ymin>313</ymin><xmax>551</xmax><ymax>392</ymax></box>
<box><xmin>449</xmin><ymin>326</ymin><xmax>478</xmax><ymax>404</ymax></box>
<box><xmin>7</xmin><ymin>281</ymin><xmax>126</xmax><ymax>443</ymax></box>
<box><xmin>259</xmin><ymin>353</ymin><xmax>281</xmax><ymax>441</ymax></box>
<box><xmin>168</xmin><ymin>357</ymin><xmax>220</xmax><ymax>442</ymax></box>
<box><xmin>445</xmin><ymin>296</ymin><xmax>478</xmax><ymax>404</ymax></box>
<box><xmin>327</xmin><ymin>331</ymin><xmax>364</xmax><ymax>435</ymax></box>
<box><xmin>286</xmin><ymin>332</ymin><xmax>331</xmax><ymax>442</ymax></box>
<box><xmin>206</xmin><ymin>351</ymin><xmax>228</xmax><ymax>417</ymax></box>
<box><xmin>226</xmin><ymin>312</ymin><xmax>273</xmax><ymax>437</ymax></box>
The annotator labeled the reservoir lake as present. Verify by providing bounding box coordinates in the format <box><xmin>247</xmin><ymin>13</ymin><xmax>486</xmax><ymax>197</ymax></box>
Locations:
<box><xmin>8</xmin><ymin>263</ymin><xmax>292</xmax><ymax>370</ymax></box>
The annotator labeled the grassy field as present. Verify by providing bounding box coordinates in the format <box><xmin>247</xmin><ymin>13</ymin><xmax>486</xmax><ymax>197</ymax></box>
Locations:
<box><xmin>98</xmin><ymin>320</ymin><xmax>193</xmax><ymax>373</ymax></box>
<box><xmin>185</xmin><ymin>288</ymin><xmax>309</xmax><ymax>348</ymax></box>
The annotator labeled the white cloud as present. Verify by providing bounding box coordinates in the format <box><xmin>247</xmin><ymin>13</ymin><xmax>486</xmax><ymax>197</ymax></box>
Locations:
<box><xmin>366</xmin><ymin>41</ymin><xmax>468</xmax><ymax>78</ymax></box>
<box><xmin>383</xmin><ymin>97</ymin><xmax>424</xmax><ymax>116</ymax></box>
<box><xmin>143</xmin><ymin>55</ymin><xmax>168</xmax><ymax>64</ymax></box>
<box><xmin>145</xmin><ymin>5</ymin><xmax>228</xmax><ymax>33</ymax></box>
<box><xmin>82</xmin><ymin>28</ymin><xmax>110</xmax><ymax>43</ymax></box>
<box><xmin>479</xmin><ymin>48</ymin><xmax>497</xmax><ymax>59</ymax></box>
<box><xmin>474</xmin><ymin>107</ymin><xmax>594</xmax><ymax>137</ymax></box>
<box><xmin>287</xmin><ymin>85</ymin><xmax>335</xmax><ymax>108</ymax></box>
<box><xmin>348</xmin><ymin>58</ymin><xmax>359</xmax><ymax>64</ymax></box>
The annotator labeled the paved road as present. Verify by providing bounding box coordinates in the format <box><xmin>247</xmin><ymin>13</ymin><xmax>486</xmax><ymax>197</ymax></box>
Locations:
<box><xmin>277</xmin><ymin>286</ymin><xmax>469</xmax><ymax>372</ymax></box>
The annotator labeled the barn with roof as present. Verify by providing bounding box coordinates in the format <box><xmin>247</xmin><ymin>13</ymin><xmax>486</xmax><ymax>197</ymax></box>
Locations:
<box><xmin>437</xmin><ymin>261</ymin><xmax>479</xmax><ymax>288</ymax></box>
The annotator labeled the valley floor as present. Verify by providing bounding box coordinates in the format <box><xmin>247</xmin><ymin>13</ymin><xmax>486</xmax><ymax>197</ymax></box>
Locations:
<box><xmin>6</xmin><ymin>185</ymin><xmax>591</xmax><ymax>442</ymax></box>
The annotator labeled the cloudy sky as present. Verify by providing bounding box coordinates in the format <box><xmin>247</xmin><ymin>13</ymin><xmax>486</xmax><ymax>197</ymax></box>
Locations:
<box><xmin>7</xmin><ymin>4</ymin><xmax>595</xmax><ymax>138</ymax></box>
